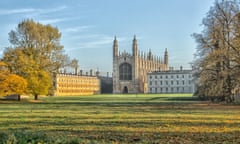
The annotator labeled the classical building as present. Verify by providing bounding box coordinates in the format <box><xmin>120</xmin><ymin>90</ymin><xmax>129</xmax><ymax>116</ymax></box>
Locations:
<box><xmin>113</xmin><ymin>35</ymin><xmax>169</xmax><ymax>94</ymax></box>
<box><xmin>148</xmin><ymin>67</ymin><xmax>195</xmax><ymax>94</ymax></box>
<box><xmin>54</xmin><ymin>73</ymin><xmax>100</xmax><ymax>96</ymax></box>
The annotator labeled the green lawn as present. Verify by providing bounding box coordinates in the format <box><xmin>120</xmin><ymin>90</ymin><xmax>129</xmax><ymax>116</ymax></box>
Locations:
<box><xmin>0</xmin><ymin>94</ymin><xmax>240</xmax><ymax>143</ymax></box>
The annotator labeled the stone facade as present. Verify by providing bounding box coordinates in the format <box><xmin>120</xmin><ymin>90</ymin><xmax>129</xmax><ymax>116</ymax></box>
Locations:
<box><xmin>55</xmin><ymin>73</ymin><xmax>100</xmax><ymax>96</ymax></box>
<box><xmin>148</xmin><ymin>67</ymin><xmax>195</xmax><ymax>94</ymax></box>
<box><xmin>113</xmin><ymin>35</ymin><xmax>169</xmax><ymax>94</ymax></box>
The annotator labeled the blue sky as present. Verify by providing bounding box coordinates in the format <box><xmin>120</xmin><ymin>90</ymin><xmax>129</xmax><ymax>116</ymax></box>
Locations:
<box><xmin>0</xmin><ymin>0</ymin><xmax>215</xmax><ymax>74</ymax></box>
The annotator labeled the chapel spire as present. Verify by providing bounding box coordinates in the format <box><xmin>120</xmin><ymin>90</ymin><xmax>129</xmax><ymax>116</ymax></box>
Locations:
<box><xmin>164</xmin><ymin>48</ymin><xmax>168</xmax><ymax>65</ymax></box>
<box><xmin>132</xmin><ymin>35</ymin><xmax>138</xmax><ymax>56</ymax></box>
<box><xmin>113</xmin><ymin>36</ymin><xmax>118</xmax><ymax>57</ymax></box>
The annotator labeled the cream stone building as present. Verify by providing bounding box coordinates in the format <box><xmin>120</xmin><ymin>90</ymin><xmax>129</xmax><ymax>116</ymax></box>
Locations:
<box><xmin>148</xmin><ymin>67</ymin><xmax>195</xmax><ymax>94</ymax></box>
<box><xmin>54</xmin><ymin>73</ymin><xmax>100</xmax><ymax>96</ymax></box>
<box><xmin>113</xmin><ymin>35</ymin><xmax>169</xmax><ymax>94</ymax></box>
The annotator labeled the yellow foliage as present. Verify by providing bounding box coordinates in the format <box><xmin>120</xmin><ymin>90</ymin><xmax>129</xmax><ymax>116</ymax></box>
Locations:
<box><xmin>27</xmin><ymin>70</ymin><xmax>51</xmax><ymax>96</ymax></box>
<box><xmin>0</xmin><ymin>73</ymin><xmax>27</xmax><ymax>96</ymax></box>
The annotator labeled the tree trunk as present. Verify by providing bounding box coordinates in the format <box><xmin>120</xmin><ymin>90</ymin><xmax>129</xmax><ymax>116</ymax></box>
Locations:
<box><xmin>17</xmin><ymin>94</ymin><xmax>21</xmax><ymax>101</ymax></box>
<box><xmin>34</xmin><ymin>94</ymin><xmax>38</xmax><ymax>100</ymax></box>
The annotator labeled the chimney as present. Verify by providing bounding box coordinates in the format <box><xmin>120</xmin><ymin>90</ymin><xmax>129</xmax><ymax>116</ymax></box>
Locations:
<box><xmin>96</xmin><ymin>71</ymin><xmax>100</xmax><ymax>77</ymax></box>
<box><xmin>90</xmin><ymin>69</ymin><xmax>93</xmax><ymax>76</ymax></box>
<box><xmin>80</xmin><ymin>70</ymin><xmax>83</xmax><ymax>76</ymax></box>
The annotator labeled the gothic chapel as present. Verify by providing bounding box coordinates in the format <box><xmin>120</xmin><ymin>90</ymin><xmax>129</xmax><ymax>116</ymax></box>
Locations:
<box><xmin>112</xmin><ymin>35</ymin><xmax>169</xmax><ymax>94</ymax></box>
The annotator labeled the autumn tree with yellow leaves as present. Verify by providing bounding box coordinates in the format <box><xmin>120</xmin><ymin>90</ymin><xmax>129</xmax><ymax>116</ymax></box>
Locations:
<box><xmin>0</xmin><ymin>61</ymin><xmax>27</xmax><ymax>97</ymax></box>
<box><xmin>2</xmin><ymin>19</ymin><xmax>73</xmax><ymax>99</ymax></box>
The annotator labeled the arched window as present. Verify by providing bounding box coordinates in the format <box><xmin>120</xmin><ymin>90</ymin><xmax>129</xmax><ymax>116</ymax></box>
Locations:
<box><xmin>119</xmin><ymin>63</ymin><xmax>132</xmax><ymax>80</ymax></box>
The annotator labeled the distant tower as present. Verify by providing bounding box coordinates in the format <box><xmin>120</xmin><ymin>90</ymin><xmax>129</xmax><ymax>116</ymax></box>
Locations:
<box><xmin>113</xmin><ymin>36</ymin><xmax>118</xmax><ymax>57</ymax></box>
<box><xmin>132</xmin><ymin>35</ymin><xmax>138</xmax><ymax>93</ymax></box>
<box><xmin>132</xmin><ymin>35</ymin><xmax>138</xmax><ymax>56</ymax></box>
<box><xmin>148</xmin><ymin>49</ymin><xmax>153</xmax><ymax>60</ymax></box>
<box><xmin>164</xmin><ymin>48</ymin><xmax>168</xmax><ymax>66</ymax></box>
<box><xmin>112</xmin><ymin>36</ymin><xmax>119</xmax><ymax>94</ymax></box>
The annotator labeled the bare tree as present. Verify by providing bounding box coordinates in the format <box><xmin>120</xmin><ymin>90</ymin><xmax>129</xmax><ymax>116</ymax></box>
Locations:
<box><xmin>193</xmin><ymin>0</ymin><xmax>240</xmax><ymax>102</ymax></box>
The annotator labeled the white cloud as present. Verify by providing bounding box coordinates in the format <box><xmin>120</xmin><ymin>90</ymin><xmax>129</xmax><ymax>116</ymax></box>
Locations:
<box><xmin>0</xmin><ymin>6</ymin><xmax>69</xmax><ymax>25</ymax></box>
<box><xmin>77</xmin><ymin>39</ymin><xmax>112</xmax><ymax>49</ymax></box>
<box><xmin>63</xmin><ymin>25</ymin><xmax>94</xmax><ymax>33</ymax></box>
<box><xmin>0</xmin><ymin>8</ymin><xmax>36</xmax><ymax>15</ymax></box>
<box><xmin>64</xmin><ymin>34</ymin><xmax>114</xmax><ymax>52</ymax></box>
<box><xmin>38</xmin><ymin>18</ymin><xmax>67</xmax><ymax>25</ymax></box>
<box><xmin>0</xmin><ymin>6</ymin><xmax>67</xmax><ymax>16</ymax></box>
<box><xmin>38</xmin><ymin>6</ymin><xmax>67</xmax><ymax>15</ymax></box>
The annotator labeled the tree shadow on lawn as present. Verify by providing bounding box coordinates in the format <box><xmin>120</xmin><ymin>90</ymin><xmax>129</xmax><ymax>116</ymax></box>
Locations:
<box><xmin>147</xmin><ymin>96</ymin><xmax>199</xmax><ymax>102</ymax></box>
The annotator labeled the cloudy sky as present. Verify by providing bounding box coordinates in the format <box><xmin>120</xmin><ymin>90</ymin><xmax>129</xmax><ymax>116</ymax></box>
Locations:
<box><xmin>0</xmin><ymin>0</ymin><xmax>215</xmax><ymax>74</ymax></box>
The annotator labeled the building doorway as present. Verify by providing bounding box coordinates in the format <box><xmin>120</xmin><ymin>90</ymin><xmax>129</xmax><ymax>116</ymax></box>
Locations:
<box><xmin>123</xmin><ymin>86</ymin><xmax>128</xmax><ymax>94</ymax></box>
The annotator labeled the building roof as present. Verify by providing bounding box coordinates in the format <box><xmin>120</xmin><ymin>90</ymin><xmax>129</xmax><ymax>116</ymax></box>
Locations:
<box><xmin>148</xmin><ymin>69</ymin><xmax>193</xmax><ymax>75</ymax></box>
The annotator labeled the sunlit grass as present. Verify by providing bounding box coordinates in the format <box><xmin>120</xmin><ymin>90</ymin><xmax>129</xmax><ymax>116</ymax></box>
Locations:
<box><xmin>0</xmin><ymin>94</ymin><xmax>240</xmax><ymax>143</ymax></box>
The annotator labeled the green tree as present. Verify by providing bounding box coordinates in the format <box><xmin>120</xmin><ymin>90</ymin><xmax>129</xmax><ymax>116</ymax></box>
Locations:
<box><xmin>27</xmin><ymin>70</ymin><xmax>51</xmax><ymax>100</ymax></box>
<box><xmin>193</xmin><ymin>0</ymin><xmax>240</xmax><ymax>102</ymax></box>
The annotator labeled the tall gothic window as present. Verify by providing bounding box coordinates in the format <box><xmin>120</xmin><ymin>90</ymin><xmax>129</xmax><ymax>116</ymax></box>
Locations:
<box><xmin>119</xmin><ymin>63</ymin><xmax>132</xmax><ymax>80</ymax></box>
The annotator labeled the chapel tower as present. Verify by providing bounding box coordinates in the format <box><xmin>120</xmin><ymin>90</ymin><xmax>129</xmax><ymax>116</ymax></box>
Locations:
<box><xmin>113</xmin><ymin>36</ymin><xmax>118</xmax><ymax>57</ymax></box>
<box><xmin>112</xmin><ymin>35</ymin><xmax>169</xmax><ymax>94</ymax></box>
<box><xmin>132</xmin><ymin>35</ymin><xmax>139</xmax><ymax>93</ymax></box>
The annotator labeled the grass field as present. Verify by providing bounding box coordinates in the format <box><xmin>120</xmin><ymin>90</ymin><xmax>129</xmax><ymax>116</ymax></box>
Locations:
<box><xmin>0</xmin><ymin>94</ymin><xmax>240</xmax><ymax>143</ymax></box>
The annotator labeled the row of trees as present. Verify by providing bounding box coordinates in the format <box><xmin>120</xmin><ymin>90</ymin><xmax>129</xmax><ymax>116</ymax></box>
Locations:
<box><xmin>193</xmin><ymin>0</ymin><xmax>240</xmax><ymax>102</ymax></box>
<box><xmin>0</xmin><ymin>19</ymin><xmax>76</xmax><ymax>100</ymax></box>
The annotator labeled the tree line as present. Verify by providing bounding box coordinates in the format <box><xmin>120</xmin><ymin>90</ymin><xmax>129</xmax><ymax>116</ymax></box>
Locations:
<box><xmin>193</xmin><ymin>0</ymin><xmax>240</xmax><ymax>102</ymax></box>
<box><xmin>0</xmin><ymin>19</ymin><xmax>76</xmax><ymax>100</ymax></box>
